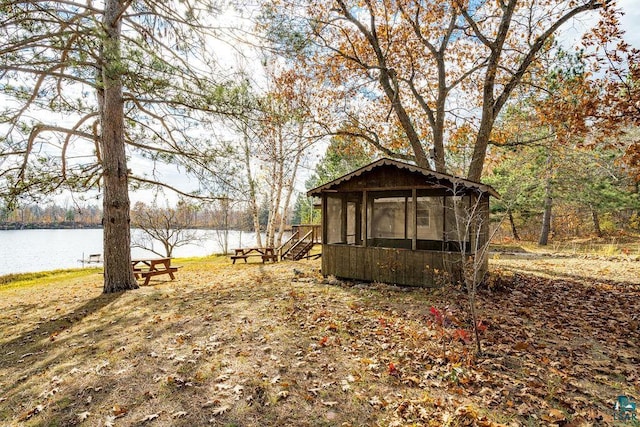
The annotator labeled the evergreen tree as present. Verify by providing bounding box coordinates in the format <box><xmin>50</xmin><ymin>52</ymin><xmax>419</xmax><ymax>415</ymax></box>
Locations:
<box><xmin>292</xmin><ymin>136</ymin><xmax>372</xmax><ymax>224</ymax></box>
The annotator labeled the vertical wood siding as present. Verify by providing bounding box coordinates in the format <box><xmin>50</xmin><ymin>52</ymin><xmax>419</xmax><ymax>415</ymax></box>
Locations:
<box><xmin>322</xmin><ymin>244</ymin><xmax>468</xmax><ymax>287</ymax></box>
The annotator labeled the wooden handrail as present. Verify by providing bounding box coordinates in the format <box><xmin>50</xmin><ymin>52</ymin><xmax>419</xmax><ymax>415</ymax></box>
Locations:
<box><xmin>292</xmin><ymin>224</ymin><xmax>322</xmax><ymax>243</ymax></box>
<box><xmin>277</xmin><ymin>230</ymin><xmax>299</xmax><ymax>260</ymax></box>
<box><xmin>287</xmin><ymin>229</ymin><xmax>314</xmax><ymax>257</ymax></box>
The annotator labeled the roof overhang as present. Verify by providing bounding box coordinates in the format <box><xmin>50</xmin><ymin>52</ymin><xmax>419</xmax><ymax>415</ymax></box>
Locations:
<box><xmin>307</xmin><ymin>158</ymin><xmax>499</xmax><ymax>198</ymax></box>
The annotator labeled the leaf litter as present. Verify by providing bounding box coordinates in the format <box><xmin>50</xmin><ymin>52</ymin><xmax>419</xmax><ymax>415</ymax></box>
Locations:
<box><xmin>0</xmin><ymin>256</ymin><xmax>637</xmax><ymax>426</ymax></box>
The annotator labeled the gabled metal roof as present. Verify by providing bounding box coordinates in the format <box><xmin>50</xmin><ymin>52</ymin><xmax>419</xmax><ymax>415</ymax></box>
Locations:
<box><xmin>307</xmin><ymin>158</ymin><xmax>499</xmax><ymax>198</ymax></box>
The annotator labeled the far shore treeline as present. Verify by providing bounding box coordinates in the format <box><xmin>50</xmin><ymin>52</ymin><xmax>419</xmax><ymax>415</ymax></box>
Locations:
<box><xmin>0</xmin><ymin>201</ymin><xmax>286</xmax><ymax>232</ymax></box>
<box><xmin>1</xmin><ymin>203</ymin><xmax>103</xmax><ymax>229</ymax></box>
<box><xmin>0</xmin><ymin>222</ymin><xmax>102</xmax><ymax>230</ymax></box>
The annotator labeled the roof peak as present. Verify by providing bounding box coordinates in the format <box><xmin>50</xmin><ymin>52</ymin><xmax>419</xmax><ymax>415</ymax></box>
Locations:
<box><xmin>307</xmin><ymin>157</ymin><xmax>499</xmax><ymax>198</ymax></box>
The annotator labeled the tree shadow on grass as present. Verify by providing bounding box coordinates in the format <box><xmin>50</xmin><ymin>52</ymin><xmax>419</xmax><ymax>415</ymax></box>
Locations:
<box><xmin>0</xmin><ymin>291</ymin><xmax>123</xmax><ymax>391</ymax></box>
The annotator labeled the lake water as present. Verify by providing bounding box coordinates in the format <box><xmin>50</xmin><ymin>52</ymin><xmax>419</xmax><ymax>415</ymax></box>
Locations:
<box><xmin>0</xmin><ymin>228</ymin><xmax>264</xmax><ymax>276</ymax></box>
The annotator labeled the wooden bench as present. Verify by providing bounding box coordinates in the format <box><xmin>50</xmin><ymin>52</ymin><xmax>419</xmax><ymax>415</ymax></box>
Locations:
<box><xmin>135</xmin><ymin>266</ymin><xmax>180</xmax><ymax>286</ymax></box>
<box><xmin>132</xmin><ymin>258</ymin><xmax>180</xmax><ymax>285</ymax></box>
<box><xmin>230</xmin><ymin>254</ymin><xmax>249</xmax><ymax>264</ymax></box>
<box><xmin>261</xmin><ymin>253</ymin><xmax>277</xmax><ymax>263</ymax></box>
<box><xmin>87</xmin><ymin>254</ymin><xmax>102</xmax><ymax>263</ymax></box>
<box><xmin>231</xmin><ymin>248</ymin><xmax>277</xmax><ymax>264</ymax></box>
<box><xmin>78</xmin><ymin>253</ymin><xmax>103</xmax><ymax>266</ymax></box>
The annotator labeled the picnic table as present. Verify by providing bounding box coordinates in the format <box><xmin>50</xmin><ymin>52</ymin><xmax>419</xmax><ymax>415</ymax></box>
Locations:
<box><xmin>132</xmin><ymin>257</ymin><xmax>180</xmax><ymax>285</ymax></box>
<box><xmin>78</xmin><ymin>253</ymin><xmax>103</xmax><ymax>267</ymax></box>
<box><xmin>230</xmin><ymin>247</ymin><xmax>277</xmax><ymax>264</ymax></box>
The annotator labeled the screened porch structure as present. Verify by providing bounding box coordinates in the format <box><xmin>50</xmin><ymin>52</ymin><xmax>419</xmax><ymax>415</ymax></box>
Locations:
<box><xmin>307</xmin><ymin>158</ymin><xmax>499</xmax><ymax>287</ymax></box>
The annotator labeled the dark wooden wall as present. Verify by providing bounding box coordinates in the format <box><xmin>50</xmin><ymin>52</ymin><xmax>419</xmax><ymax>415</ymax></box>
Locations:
<box><xmin>317</xmin><ymin>164</ymin><xmax>493</xmax><ymax>287</ymax></box>
<box><xmin>322</xmin><ymin>244</ymin><xmax>467</xmax><ymax>287</ymax></box>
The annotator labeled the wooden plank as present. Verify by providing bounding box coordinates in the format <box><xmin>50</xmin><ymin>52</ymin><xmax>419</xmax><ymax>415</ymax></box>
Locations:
<box><xmin>322</xmin><ymin>244</ymin><xmax>471</xmax><ymax>287</ymax></box>
<box><xmin>373</xmin><ymin>248</ymin><xmax>381</xmax><ymax>282</ymax></box>
<box><xmin>230</xmin><ymin>255</ymin><xmax>248</xmax><ymax>264</ymax></box>
<box><xmin>354</xmin><ymin>246</ymin><xmax>365</xmax><ymax>280</ymax></box>
<box><xmin>392</xmin><ymin>249</ymin><xmax>405</xmax><ymax>285</ymax></box>
<box><xmin>335</xmin><ymin>246</ymin><xmax>347</xmax><ymax>277</ymax></box>
<box><xmin>411</xmin><ymin>189</ymin><xmax>417</xmax><ymax>251</ymax></box>
<box><xmin>322</xmin><ymin>196</ymin><xmax>328</xmax><ymax>243</ymax></box>
<box><xmin>334</xmin><ymin>245</ymin><xmax>343</xmax><ymax>277</ymax></box>
<box><xmin>429</xmin><ymin>251</ymin><xmax>445</xmax><ymax>285</ymax></box>
<box><xmin>363</xmin><ymin>247</ymin><xmax>374</xmax><ymax>282</ymax></box>
<box><xmin>418</xmin><ymin>251</ymin><xmax>430</xmax><ymax>287</ymax></box>
<box><xmin>386</xmin><ymin>249</ymin><xmax>396</xmax><ymax>285</ymax></box>
<box><xmin>348</xmin><ymin>246</ymin><xmax>357</xmax><ymax>280</ymax></box>
<box><xmin>332</xmin><ymin>245</ymin><xmax>349</xmax><ymax>279</ymax></box>
<box><xmin>375</xmin><ymin>248</ymin><xmax>385</xmax><ymax>283</ymax></box>
<box><xmin>343</xmin><ymin>246</ymin><xmax>351</xmax><ymax>278</ymax></box>
<box><xmin>390</xmin><ymin>249</ymin><xmax>401</xmax><ymax>284</ymax></box>
<box><xmin>404</xmin><ymin>250</ymin><xmax>422</xmax><ymax>287</ymax></box>
<box><xmin>402</xmin><ymin>251</ymin><xmax>415</xmax><ymax>286</ymax></box>
<box><xmin>362</xmin><ymin>191</ymin><xmax>368</xmax><ymax>248</ymax></box>
<box><xmin>424</xmin><ymin>251</ymin><xmax>435</xmax><ymax>286</ymax></box>
<box><xmin>378</xmin><ymin>248</ymin><xmax>392</xmax><ymax>284</ymax></box>
<box><xmin>138</xmin><ymin>267</ymin><xmax>178</xmax><ymax>286</ymax></box>
<box><xmin>322</xmin><ymin>245</ymin><xmax>331</xmax><ymax>277</ymax></box>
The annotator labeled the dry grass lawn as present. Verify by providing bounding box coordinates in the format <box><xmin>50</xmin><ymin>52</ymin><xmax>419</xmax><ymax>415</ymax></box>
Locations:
<box><xmin>0</xmin><ymin>254</ymin><xmax>639</xmax><ymax>426</ymax></box>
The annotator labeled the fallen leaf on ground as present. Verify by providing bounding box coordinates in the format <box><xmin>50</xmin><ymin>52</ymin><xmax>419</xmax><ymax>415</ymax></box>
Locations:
<box><xmin>112</xmin><ymin>404</ymin><xmax>128</xmax><ymax>417</ymax></box>
<box><xmin>210</xmin><ymin>405</ymin><xmax>230</xmax><ymax>416</ymax></box>
<box><xmin>138</xmin><ymin>413</ymin><xmax>160</xmax><ymax>423</ymax></box>
<box><xmin>541</xmin><ymin>408</ymin><xmax>566</xmax><ymax>423</ymax></box>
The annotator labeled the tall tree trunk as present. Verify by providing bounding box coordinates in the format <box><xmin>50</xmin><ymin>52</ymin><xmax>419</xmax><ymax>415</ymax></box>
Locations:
<box><xmin>538</xmin><ymin>194</ymin><xmax>552</xmax><ymax>246</ymax></box>
<box><xmin>270</xmin><ymin>152</ymin><xmax>284</xmax><ymax>247</ymax></box>
<box><xmin>508</xmin><ymin>211</ymin><xmax>520</xmax><ymax>241</ymax></box>
<box><xmin>591</xmin><ymin>207</ymin><xmax>603</xmax><ymax>237</ymax></box>
<box><xmin>276</xmin><ymin>139</ymin><xmax>302</xmax><ymax>247</ymax></box>
<box><xmin>538</xmin><ymin>153</ymin><xmax>553</xmax><ymax>246</ymax></box>
<box><xmin>222</xmin><ymin>197</ymin><xmax>229</xmax><ymax>254</ymax></box>
<box><xmin>432</xmin><ymin>53</ymin><xmax>447</xmax><ymax>173</ymax></box>
<box><xmin>265</xmin><ymin>160</ymin><xmax>277</xmax><ymax>248</ymax></box>
<box><xmin>377</xmin><ymin>69</ymin><xmax>430</xmax><ymax>169</ymax></box>
<box><xmin>467</xmin><ymin>110</ymin><xmax>495</xmax><ymax>182</ymax></box>
<box><xmin>101</xmin><ymin>0</ymin><xmax>137</xmax><ymax>293</ymax></box>
<box><xmin>266</xmin><ymin>131</ymin><xmax>284</xmax><ymax>248</ymax></box>
<box><xmin>243</xmin><ymin>133</ymin><xmax>262</xmax><ymax>248</ymax></box>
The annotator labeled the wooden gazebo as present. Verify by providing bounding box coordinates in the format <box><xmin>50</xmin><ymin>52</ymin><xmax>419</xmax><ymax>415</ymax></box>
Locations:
<box><xmin>307</xmin><ymin>158</ymin><xmax>498</xmax><ymax>287</ymax></box>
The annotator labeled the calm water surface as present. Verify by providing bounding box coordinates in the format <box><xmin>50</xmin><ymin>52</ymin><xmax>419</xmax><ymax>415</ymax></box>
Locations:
<box><xmin>0</xmin><ymin>228</ymin><xmax>262</xmax><ymax>275</ymax></box>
